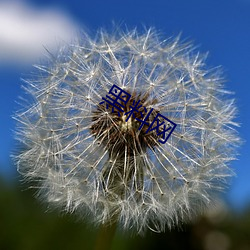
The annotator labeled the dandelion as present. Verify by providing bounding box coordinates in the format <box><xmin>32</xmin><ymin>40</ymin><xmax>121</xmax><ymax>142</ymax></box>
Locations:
<box><xmin>14</xmin><ymin>27</ymin><xmax>240</xmax><ymax>234</ymax></box>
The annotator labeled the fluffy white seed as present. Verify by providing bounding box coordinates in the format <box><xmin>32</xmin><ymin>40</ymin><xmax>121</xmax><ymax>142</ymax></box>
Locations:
<box><xmin>14</xmin><ymin>28</ymin><xmax>240</xmax><ymax>233</ymax></box>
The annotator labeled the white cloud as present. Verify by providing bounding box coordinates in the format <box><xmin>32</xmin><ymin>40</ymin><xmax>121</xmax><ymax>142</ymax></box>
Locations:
<box><xmin>0</xmin><ymin>1</ymin><xmax>78</xmax><ymax>65</ymax></box>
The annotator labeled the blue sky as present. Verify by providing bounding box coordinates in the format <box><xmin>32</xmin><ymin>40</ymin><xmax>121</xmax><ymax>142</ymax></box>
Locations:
<box><xmin>0</xmin><ymin>0</ymin><xmax>249</xmax><ymax>210</ymax></box>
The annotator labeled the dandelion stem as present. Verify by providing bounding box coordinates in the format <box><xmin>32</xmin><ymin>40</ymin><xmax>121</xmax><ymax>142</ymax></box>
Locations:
<box><xmin>94</xmin><ymin>221</ymin><xmax>117</xmax><ymax>250</ymax></box>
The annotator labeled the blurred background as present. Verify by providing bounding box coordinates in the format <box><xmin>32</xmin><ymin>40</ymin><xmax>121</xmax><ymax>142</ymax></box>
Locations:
<box><xmin>0</xmin><ymin>0</ymin><xmax>249</xmax><ymax>249</ymax></box>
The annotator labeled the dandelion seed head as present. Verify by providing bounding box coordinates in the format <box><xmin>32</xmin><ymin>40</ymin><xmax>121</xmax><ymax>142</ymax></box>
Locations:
<box><xmin>14</xmin><ymin>27</ymin><xmax>240</xmax><ymax>233</ymax></box>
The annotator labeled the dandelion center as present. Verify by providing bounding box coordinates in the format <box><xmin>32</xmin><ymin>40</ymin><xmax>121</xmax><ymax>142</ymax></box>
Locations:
<box><xmin>90</xmin><ymin>91</ymin><xmax>159</xmax><ymax>159</ymax></box>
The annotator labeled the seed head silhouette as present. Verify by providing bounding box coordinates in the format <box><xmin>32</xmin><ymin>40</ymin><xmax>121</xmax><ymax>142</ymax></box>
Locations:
<box><xmin>15</xmin><ymin>28</ymin><xmax>240</xmax><ymax>233</ymax></box>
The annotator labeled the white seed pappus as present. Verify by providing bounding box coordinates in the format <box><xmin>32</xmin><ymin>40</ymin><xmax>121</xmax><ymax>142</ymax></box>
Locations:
<box><xmin>14</xmin><ymin>28</ymin><xmax>240</xmax><ymax>233</ymax></box>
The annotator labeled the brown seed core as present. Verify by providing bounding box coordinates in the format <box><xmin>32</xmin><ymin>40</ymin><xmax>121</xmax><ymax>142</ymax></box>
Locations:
<box><xmin>90</xmin><ymin>90</ymin><xmax>160</xmax><ymax>160</ymax></box>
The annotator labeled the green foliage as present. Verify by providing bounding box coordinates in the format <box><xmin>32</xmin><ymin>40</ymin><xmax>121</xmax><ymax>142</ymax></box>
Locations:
<box><xmin>1</xmin><ymin>177</ymin><xmax>250</xmax><ymax>250</ymax></box>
